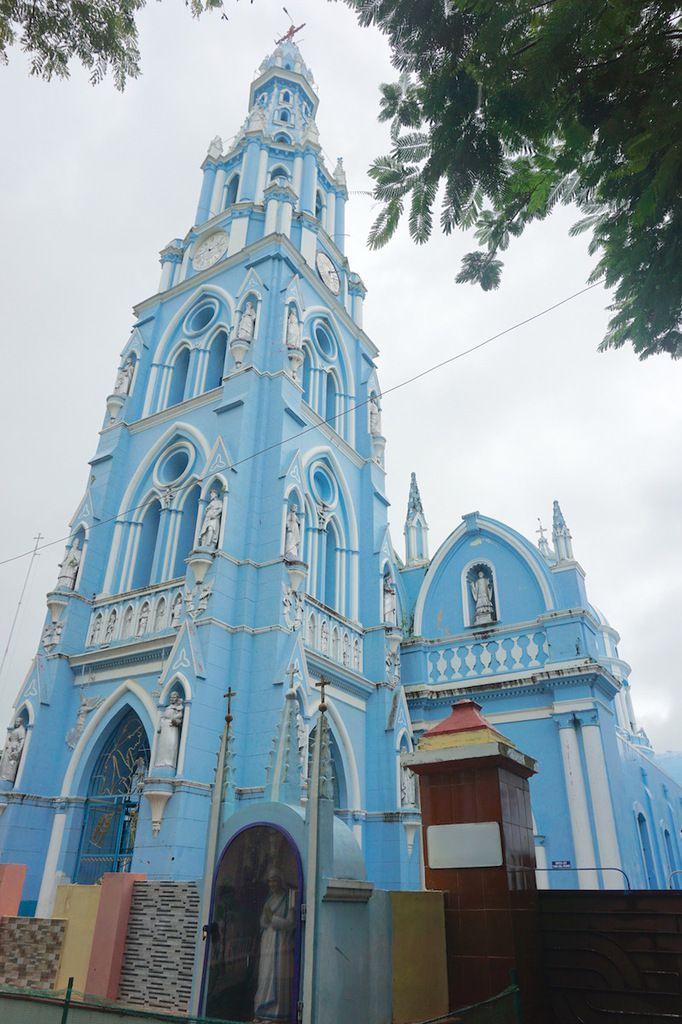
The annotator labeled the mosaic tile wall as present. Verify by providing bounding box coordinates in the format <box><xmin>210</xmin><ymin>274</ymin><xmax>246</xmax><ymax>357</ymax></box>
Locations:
<box><xmin>0</xmin><ymin>917</ymin><xmax>66</xmax><ymax>990</ymax></box>
<box><xmin>117</xmin><ymin>881</ymin><xmax>200</xmax><ymax>1013</ymax></box>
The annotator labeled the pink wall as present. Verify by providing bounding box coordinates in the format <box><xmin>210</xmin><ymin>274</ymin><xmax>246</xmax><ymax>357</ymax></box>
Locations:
<box><xmin>0</xmin><ymin>864</ymin><xmax>26</xmax><ymax>917</ymax></box>
<box><xmin>84</xmin><ymin>873</ymin><xmax>146</xmax><ymax>1000</ymax></box>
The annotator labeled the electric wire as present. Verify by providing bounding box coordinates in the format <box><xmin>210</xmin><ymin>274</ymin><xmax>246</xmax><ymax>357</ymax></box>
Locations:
<box><xmin>0</xmin><ymin>281</ymin><xmax>599</xmax><ymax>569</ymax></box>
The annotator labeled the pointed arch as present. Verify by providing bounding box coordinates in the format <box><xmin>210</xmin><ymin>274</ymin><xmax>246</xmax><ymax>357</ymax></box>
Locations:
<box><xmin>61</xmin><ymin>681</ymin><xmax>156</xmax><ymax>797</ymax></box>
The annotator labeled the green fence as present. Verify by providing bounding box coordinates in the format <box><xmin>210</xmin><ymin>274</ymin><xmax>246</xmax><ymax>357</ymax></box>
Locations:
<box><xmin>0</xmin><ymin>983</ymin><xmax>235</xmax><ymax>1024</ymax></box>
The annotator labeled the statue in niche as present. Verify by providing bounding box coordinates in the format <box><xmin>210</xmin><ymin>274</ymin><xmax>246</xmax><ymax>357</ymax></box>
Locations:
<box><xmin>369</xmin><ymin>394</ymin><xmax>382</xmax><ymax>437</ymax></box>
<box><xmin>104</xmin><ymin>610</ymin><xmax>117</xmax><ymax>644</ymax></box>
<box><xmin>199</xmin><ymin>489</ymin><xmax>223</xmax><ymax>549</ymax></box>
<box><xmin>171</xmin><ymin>593</ymin><xmax>183</xmax><ymax>628</ymax></box>
<box><xmin>306</xmin><ymin>615</ymin><xmax>315</xmax><ymax>647</ymax></box>
<box><xmin>253</xmin><ymin>870</ymin><xmax>297</xmax><ymax>1023</ymax></box>
<box><xmin>285</xmin><ymin>307</ymin><xmax>301</xmax><ymax>350</ymax></box>
<box><xmin>57</xmin><ymin>538</ymin><xmax>82</xmax><ymax>591</ymax></box>
<box><xmin>470</xmin><ymin>569</ymin><xmax>495</xmax><ymax>626</ymax></box>
<box><xmin>66</xmin><ymin>693</ymin><xmax>103</xmax><ymax>749</ymax></box>
<box><xmin>155</xmin><ymin>691</ymin><xmax>184</xmax><ymax>770</ymax></box>
<box><xmin>236</xmin><ymin>300</ymin><xmax>257</xmax><ymax>341</ymax></box>
<box><xmin>113</xmin><ymin>358</ymin><xmax>135</xmax><ymax>396</ymax></box>
<box><xmin>88</xmin><ymin>614</ymin><xmax>102</xmax><ymax>646</ymax></box>
<box><xmin>137</xmin><ymin>602</ymin><xmax>150</xmax><ymax>636</ymax></box>
<box><xmin>383</xmin><ymin>577</ymin><xmax>397</xmax><ymax>625</ymax></box>
<box><xmin>320</xmin><ymin>620</ymin><xmax>329</xmax><ymax>654</ymax></box>
<box><xmin>353</xmin><ymin>638</ymin><xmax>361</xmax><ymax>670</ymax></box>
<box><xmin>342</xmin><ymin>633</ymin><xmax>350</xmax><ymax>667</ymax></box>
<box><xmin>154</xmin><ymin>598</ymin><xmax>166</xmax><ymax>631</ymax></box>
<box><xmin>122</xmin><ymin>606</ymin><xmax>134</xmax><ymax>638</ymax></box>
<box><xmin>282</xmin><ymin>586</ymin><xmax>303</xmax><ymax>631</ymax></box>
<box><xmin>400</xmin><ymin>763</ymin><xmax>417</xmax><ymax>808</ymax></box>
<box><xmin>284</xmin><ymin>503</ymin><xmax>302</xmax><ymax>562</ymax></box>
<box><xmin>0</xmin><ymin>717</ymin><xmax>27</xmax><ymax>784</ymax></box>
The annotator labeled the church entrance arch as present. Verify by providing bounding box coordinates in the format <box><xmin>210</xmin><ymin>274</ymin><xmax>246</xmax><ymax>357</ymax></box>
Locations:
<box><xmin>74</xmin><ymin>708</ymin><xmax>150</xmax><ymax>884</ymax></box>
<box><xmin>204</xmin><ymin>824</ymin><xmax>302</xmax><ymax>1023</ymax></box>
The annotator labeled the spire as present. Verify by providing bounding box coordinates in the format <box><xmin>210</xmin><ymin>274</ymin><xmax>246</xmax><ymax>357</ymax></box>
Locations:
<box><xmin>552</xmin><ymin>500</ymin><xmax>574</xmax><ymax>561</ymax></box>
<box><xmin>404</xmin><ymin>473</ymin><xmax>429</xmax><ymax>566</ymax></box>
<box><xmin>536</xmin><ymin>517</ymin><xmax>554</xmax><ymax>563</ymax></box>
<box><xmin>267</xmin><ymin>675</ymin><xmax>305</xmax><ymax>805</ymax></box>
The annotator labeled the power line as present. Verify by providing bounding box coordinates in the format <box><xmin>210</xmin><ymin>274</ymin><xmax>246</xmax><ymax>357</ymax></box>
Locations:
<box><xmin>0</xmin><ymin>281</ymin><xmax>599</xmax><ymax>570</ymax></box>
<box><xmin>0</xmin><ymin>533</ymin><xmax>42</xmax><ymax>681</ymax></box>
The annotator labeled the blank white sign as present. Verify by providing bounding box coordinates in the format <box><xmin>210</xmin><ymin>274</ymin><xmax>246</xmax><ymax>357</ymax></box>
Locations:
<box><xmin>427</xmin><ymin>822</ymin><xmax>503</xmax><ymax>869</ymax></box>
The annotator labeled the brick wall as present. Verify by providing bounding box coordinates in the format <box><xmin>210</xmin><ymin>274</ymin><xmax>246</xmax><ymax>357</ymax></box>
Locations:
<box><xmin>0</xmin><ymin>917</ymin><xmax>66</xmax><ymax>990</ymax></box>
<box><xmin>117</xmin><ymin>881</ymin><xmax>200</xmax><ymax>1013</ymax></box>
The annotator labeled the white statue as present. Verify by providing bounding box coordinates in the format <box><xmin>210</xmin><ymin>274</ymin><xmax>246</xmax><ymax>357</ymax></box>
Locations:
<box><xmin>170</xmin><ymin>593</ymin><xmax>183</xmax><ymax>628</ymax></box>
<box><xmin>113</xmin><ymin>358</ymin><xmax>134</xmax><ymax>396</ymax></box>
<box><xmin>57</xmin><ymin>538</ymin><xmax>82</xmax><ymax>591</ymax></box>
<box><xmin>342</xmin><ymin>633</ymin><xmax>350</xmax><ymax>667</ymax></box>
<box><xmin>66</xmin><ymin>693</ymin><xmax>103</xmax><ymax>749</ymax></box>
<box><xmin>383</xmin><ymin>578</ymin><xmax>397</xmax><ymax>625</ymax></box>
<box><xmin>137</xmin><ymin>602</ymin><xmax>150</xmax><ymax>636</ymax></box>
<box><xmin>248</xmin><ymin>104</ymin><xmax>267</xmax><ymax>131</ymax></box>
<box><xmin>122</xmin><ymin>606</ymin><xmax>134</xmax><ymax>638</ymax></box>
<box><xmin>285</xmin><ymin>308</ymin><xmax>301</xmax><ymax>350</ymax></box>
<box><xmin>131</xmin><ymin>756</ymin><xmax>147</xmax><ymax>794</ymax></box>
<box><xmin>369</xmin><ymin>394</ymin><xmax>382</xmax><ymax>437</ymax></box>
<box><xmin>400</xmin><ymin>764</ymin><xmax>417</xmax><ymax>808</ymax></box>
<box><xmin>237</xmin><ymin>300</ymin><xmax>257</xmax><ymax>341</ymax></box>
<box><xmin>199</xmin><ymin>489</ymin><xmax>223</xmax><ymax>549</ymax></box>
<box><xmin>155</xmin><ymin>691</ymin><xmax>184</xmax><ymax>770</ymax></box>
<box><xmin>353</xmin><ymin>639</ymin><xmax>361</xmax><ymax>670</ymax></box>
<box><xmin>88</xmin><ymin>614</ymin><xmax>103</xmax><ymax>646</ymax></box>
<box><xmin>284</xmin><ymin>504</ymin><xmax>302</xmax><ymax>562</ymax></box>
<box><xmin>320</xmin><ymin>620</ymin><xmax>329</xmax><ymax>654</ymax></box>
<box><xmin>470</xmin><ymin>570</ymin><xmax>495</xmax><ymax>625</ymax></box>
<box><xmin>154</xmin><ymin>598</ymin><xmax>166</xmax><ymax>631</ymax></box>
<box><xmin>104</xmin><ymin>610</ymin><xmax>117</xmax><ymax>643</ymax></box>
<box><xmin>253</xmin><ymin>871</ymin><xmax>296</xmax><ymax>1023</ymax></box>
<box><xmin>0</xmin><ymin>717</ymin><xmax>27</xmax><ymax>784</ymax></box>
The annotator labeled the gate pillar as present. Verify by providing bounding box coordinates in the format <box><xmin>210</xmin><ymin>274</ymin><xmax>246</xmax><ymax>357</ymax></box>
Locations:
<box><xmin>404</xmin><ymin>700</ymin><xmax>542</xmax><ymax>1021</ymax></box>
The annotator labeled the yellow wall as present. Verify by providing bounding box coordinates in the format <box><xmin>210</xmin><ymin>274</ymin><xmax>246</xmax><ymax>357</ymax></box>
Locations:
<box><xmin>390</xmin><ymin>891</ymin><xmax>449</xmax><ymax>1024</ymax></box>
<box><xmin>53</xmin><ymin>885</ymin><xmax>102</xmax><ymax>997</ymax></box>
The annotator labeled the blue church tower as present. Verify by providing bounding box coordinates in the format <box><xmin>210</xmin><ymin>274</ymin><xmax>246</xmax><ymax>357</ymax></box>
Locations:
<box><xmin>0</xmin><ymin>38</ymin><xmax>419</xmax><ymax>923</ymax></box>
<box><xmin>1</xmin><ymin>35</ymin><xmax>681</xmax><ymax>960</ymax></box>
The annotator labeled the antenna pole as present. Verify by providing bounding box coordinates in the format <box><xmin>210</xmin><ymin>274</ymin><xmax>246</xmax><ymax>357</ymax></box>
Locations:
<box><xmin>0</xmin><ymin>532</ymin><xmax>42</xmax><ymax>683</ymax></box>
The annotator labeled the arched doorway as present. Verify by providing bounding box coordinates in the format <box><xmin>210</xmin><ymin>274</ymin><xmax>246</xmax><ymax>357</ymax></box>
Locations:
<box><xmin>74</xmin><ymin>708</ymin><xmax>150</xmax><ymax>884</ymax></box>
<box><xmin>204</xmin><ymin>824</ymin><xmax>302</xmax><ymax>1023</ymax></box>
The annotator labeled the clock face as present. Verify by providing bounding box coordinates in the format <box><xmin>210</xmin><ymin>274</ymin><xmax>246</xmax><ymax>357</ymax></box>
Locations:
<box><xmin>193</xmin><ymin>231</ymin><xmax>229</xmax><ymax>271</ymax></box>
<box><xmin>315</xmin><ymin>251</ymin><xmax>341</xmax><ymax>295</ymax></box>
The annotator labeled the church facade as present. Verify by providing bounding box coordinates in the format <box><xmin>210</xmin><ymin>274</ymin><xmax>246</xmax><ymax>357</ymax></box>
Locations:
<box><xmin>1</xmin><ymin>36</ymin><xmax>680</xmax><ymax>954</ymax></box>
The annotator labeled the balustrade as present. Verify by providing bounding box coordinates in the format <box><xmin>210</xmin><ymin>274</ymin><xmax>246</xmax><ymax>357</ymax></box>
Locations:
<box><xmin>426</xmin><ymin>628</ymin><xmax>549</xmax><ymax>684</ymax></box>
<box><xmin>86</xmin><ymin>580</ymin><xmax>186</xmax><ymax>648</ymax></box>
<box><xmin>303</xmin><ymin>598</ymin><xmax>363</xmax><ymax>672</ymax></box>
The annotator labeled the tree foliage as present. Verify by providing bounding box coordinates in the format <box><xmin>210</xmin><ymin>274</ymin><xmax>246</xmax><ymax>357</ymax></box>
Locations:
<box><xmin>346</xmin><ymin>0</ymin><xmax>682</xmax><ymax>358</ymax></box>
<box><xmin>0</xmin><ymin>1</ymin><xmax>223</xmax><ymax>90</ymax></box>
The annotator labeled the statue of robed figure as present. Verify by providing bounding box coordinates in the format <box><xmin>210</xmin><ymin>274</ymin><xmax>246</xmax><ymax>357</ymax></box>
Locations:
<box><xmin>253</xmin><ymin>871</ymin><xmax>296</xmax><ymax>1023</ymax></box>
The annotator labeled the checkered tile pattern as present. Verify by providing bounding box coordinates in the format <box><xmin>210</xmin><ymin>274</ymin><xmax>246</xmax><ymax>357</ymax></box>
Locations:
<box><xmin>0</xmin><ymin>917</ymin><xmax>66</xmax><ymax>990</ymax></box>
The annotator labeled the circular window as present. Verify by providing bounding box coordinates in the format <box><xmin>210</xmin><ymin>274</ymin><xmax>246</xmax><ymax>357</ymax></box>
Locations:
<box><xmin>156</xmin><ymin>445</ymin><xmax>192</xmax><ymax>485</ymax></box>
<box><xmin>311</xmin><ymin>465</ymin><xmax>337</xmax><ymax>507</ymax></box>
<box><xmin>185</xmin><ymin>301</ymin><xmax>218</xmax><ymax>336</ymax></box>
<box><xmin>314</xmin><ymin>323</ymin><xmax>336</xmax><ymax>361</ymax></box>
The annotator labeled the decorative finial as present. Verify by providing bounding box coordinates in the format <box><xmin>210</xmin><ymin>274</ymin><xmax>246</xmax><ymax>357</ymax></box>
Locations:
<box><xmin>551</xmin><ymin>500</ymin><xmax>574</xmax><ymax>562</ymax></box>
<box><xmin>275</xmin><ymin>19</ymin><xmax>306</xmax><ymax>46</ymax></box>
<box><xmin>316</xmin><ymin>676</ymin><xmax>328</xmax><ymax>714</ymax></box>
<box><xmin>536</xmin><ymin>518</ymin><xmax>553</xmax><ymax>561</ymax></box>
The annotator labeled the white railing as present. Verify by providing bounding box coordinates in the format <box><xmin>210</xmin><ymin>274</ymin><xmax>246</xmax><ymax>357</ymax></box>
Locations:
<box><xmin>425</xmin><ymin>627</ymin><xmax>550</xmax><ymax>684</ymax></box>
<box><xmin>303</xmin><ymin>598</ymin><xmax>363</xmax><ymax>672</ymax></box>
<box><xmin>85</xmin><ymin>579</ymin><xmax>185</xmax><ymax>648</ymax></box>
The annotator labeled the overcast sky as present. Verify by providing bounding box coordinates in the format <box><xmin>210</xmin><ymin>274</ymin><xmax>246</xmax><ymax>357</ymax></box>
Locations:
<box><xmin>0</xmin><ymin>1</ymin><xmax>680</xmax><ymax>751</ymax></box>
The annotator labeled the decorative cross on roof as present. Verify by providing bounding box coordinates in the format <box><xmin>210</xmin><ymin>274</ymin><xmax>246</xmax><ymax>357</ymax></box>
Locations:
<box><xmin>276</xmin><ymin>20</ymin><xmax>306</xmax><ymax>46</ymax></box>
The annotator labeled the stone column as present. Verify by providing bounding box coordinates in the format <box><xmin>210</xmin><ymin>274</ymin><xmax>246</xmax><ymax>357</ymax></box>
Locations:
<box><xmin>195</xmin><ymin>164</ymin><xmax>217</xmax><ymax>225</ymax></box>
<box><xmin>209</xmin><ymin>167</ymin><xmax>227</xmax><ymax>217</ymax></box>
<box><xmin>576</xmin><ymin>710</ymin><xmax>623</xmax><ymax>888</ymax></box>
<box><xmin>301</xmin><ymin>149</ymin><xmax>317</xmax><ymax>214</ymax></box>
<box><xmin>555</xmin><ymin>714</ymin><xmax>599</xmax><ymax>888</ymax></box>
<box><xmin>404</xmin><ymin>700</ymin><xmax>542</xmax><ymax>1021</ymax></box>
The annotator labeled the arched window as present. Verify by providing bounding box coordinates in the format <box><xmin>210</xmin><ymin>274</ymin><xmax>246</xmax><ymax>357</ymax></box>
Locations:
<box><xmin>281</xmin><ymin>90</ymin><xmax>291</xmax><ymax>104</ymax></box>
<box><xmin>270</xmin><ymin>165</ymin><xmax>289</xmax><ymax>183</ymax></box>
<box><xmin>302</xmin><ymin>346</ymin><xmax>312</xmax><ymax>404</ymax></box>
<box><xmin>637</xmin><ymin>812</ymin><xmax>658</xmax><ymax>888</ymax></box>
<box><xmin>173</xmin><ymin>484</ymin><xmax>201</xmax><ymax>578</ymax></box>
<box><xmin>325</xmin><ymin>372</ymin><xmax>337</xmax><ymax>425</ymax></box>
<box><xmin>278</xmin><ymin>108</ymin><xmax>290</xmax><ymax>123</ymax></box>
<box><xmin>315</xmin><ymin>190</ymin><xmax>325</xmax><ymax>221</ymax></box>
<box><xmin>75</xmin><ymin>709</ymin><xmax>150</xmax><ymax>884</ymax></box>
<box><xmin>225</xmin><ymin>174</ymin><xmax>239</xmax><ymax>208</ymax></box>
<box><xmin>663</xmin><ymin>828</ymin><xmax>679</xmax><ymax>889</ymax></box>
<box><xmin>205</xmin><ymin>331</ymin><xmax>227</xmax><ymax>391</ymax></box>
<box><xmin>168</xmin><ymin>347</ymin><xmax>190</xmax><ymax>407</ymax></box>
<box><xmin>274</xmin><ymin>133</ymin><xmax>291</xmax><ymax>145</ymax></box>
<box><xmin>132</xmin><ymin>499</ymin><xmax>161</xmax><ymax>590</ymax></box>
